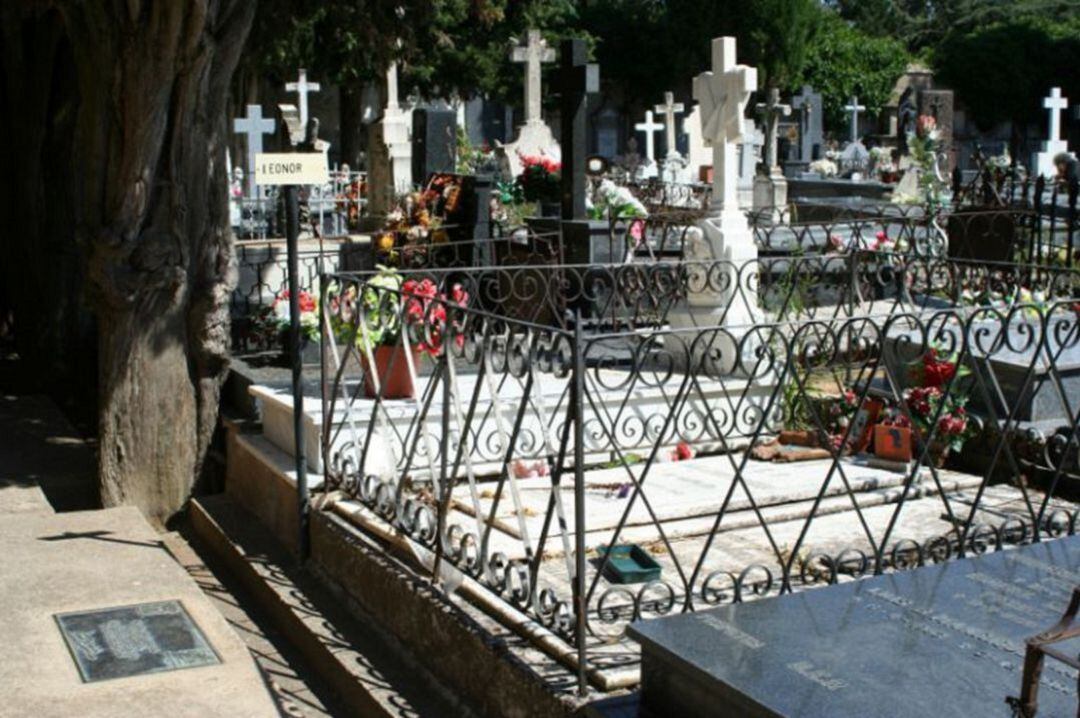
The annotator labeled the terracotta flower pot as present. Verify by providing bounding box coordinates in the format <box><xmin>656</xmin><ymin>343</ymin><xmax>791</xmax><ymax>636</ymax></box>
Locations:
<box><xmin>362</xmin><ymin>344</ymin><xmax>421</xmax><ymax>400</ymax></box>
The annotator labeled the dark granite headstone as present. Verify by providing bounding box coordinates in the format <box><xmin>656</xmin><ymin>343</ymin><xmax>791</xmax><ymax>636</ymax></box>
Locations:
<box><xmin>56</xmin><ymin>600</ymin><xmax>219</xmax><ymax>682</ymax></box>
<box><xmin>556</xmin><ymin>38</ymin><xmax>599</xmax><ymax>221</ymax></box>
<box><xmin>629</xmin><ymin>537</ymin><xmax>1080</xmax><ymax>718</ymax></box>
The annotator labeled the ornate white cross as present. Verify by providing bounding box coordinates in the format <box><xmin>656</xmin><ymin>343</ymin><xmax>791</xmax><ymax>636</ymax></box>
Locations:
<box><xmin>285</xmin><ymin>68</ymin><xmax>321</xmax><ymax>128</ymax></box>
<box><xmin>511</xmin><ymin>29</ymin><xmax>555</xmax><ymax>125</ymax></box>
<box><xmin>655</xmin><ymin>91</ymin><xmax>685</xmax><ymax>160</ymax></box>
<box><xmin>232</xmin><ymin>104</ymin><xmax>275</xmax><ymax>199</ymax></box>
<box><xmin>1044</xmin><ymin>87</ymin><xmax>1069</xmax><ymax>143</ymax></box>
<box><xmin>844</xmin><ymin>96</ymin><xmax>866</xmax><ymax>143</ymax></box>
<box><xmin>635</xmin><ymin>110</ymin><xmax>663</xmax><ymax>163</ymax></box>
<box><xmin>693</xmin><ymin>37</ymin><xmax>757</xmax><ymax>211</ymax></box>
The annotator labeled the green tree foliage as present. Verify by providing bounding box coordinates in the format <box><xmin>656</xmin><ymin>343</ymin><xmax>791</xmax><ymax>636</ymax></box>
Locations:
<box><xmin>740</xmin><ymin>0</ymin><xmax>822</xmax><ymax>89</ymax></box>
<box><xmin>936</xmin><ymin>15</ymin><xmax>1080</xmax><ymax>130</ymax></box>
<box><xmin>802</xmin><ymin>12</ymin><xmax>911</xmax><ymax>129</ymax></box>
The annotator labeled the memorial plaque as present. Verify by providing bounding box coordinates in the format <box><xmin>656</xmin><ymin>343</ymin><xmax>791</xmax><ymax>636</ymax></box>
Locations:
<box><xmin>629</xmin><ymin>536</ymin><xmax>1080</xmax><ymax>717</ymax></box>
<box><xmin>56</xmin><ymin>600</ymin><xmax>219</xmax><ymax>682</ymax></box>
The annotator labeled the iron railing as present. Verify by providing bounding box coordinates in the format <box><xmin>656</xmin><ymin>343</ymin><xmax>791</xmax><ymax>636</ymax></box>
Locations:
<box><xmin>318</xmin><ymin>259</ymin><xmax>1080</xmax><ymax>691</ymax></box>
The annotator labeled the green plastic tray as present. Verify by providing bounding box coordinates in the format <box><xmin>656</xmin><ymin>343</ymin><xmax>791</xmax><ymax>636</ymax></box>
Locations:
<box><xmin>597</xmin><ymin>544</ymin><xmax>662</xmax><ymax>584</ymax></box>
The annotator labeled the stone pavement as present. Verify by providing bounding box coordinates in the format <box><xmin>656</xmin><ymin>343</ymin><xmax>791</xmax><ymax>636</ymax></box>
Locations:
<box><xmin>0</xmin><ymin>505</ymin><xmax>281</xmax><ymax>717</ymax></box>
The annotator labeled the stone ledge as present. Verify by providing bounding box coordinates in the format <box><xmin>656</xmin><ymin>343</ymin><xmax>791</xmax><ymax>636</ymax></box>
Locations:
<box><xmin>189</xmin><ymin>494</ymin><xmax>464</xmax><ymax>718</ymax></box>
<box><xmin>309</xmin><ymin>508</ymin><xmax>599</xmax><ymax>718</ymax></box>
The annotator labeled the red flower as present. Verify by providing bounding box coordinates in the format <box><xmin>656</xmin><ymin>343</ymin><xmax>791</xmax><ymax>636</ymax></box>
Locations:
<box><xmin>921</xmin><ymin>352</ymin><xmax>957</xmax><ymax>388</ymax></box>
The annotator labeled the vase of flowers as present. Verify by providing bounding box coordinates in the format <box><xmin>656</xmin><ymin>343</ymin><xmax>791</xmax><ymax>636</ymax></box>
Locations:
<box><xmin>355</xmin><ymin>269</ymin><xmax>470</xmax><ymax>400</ymax></box>
<box><xmin>517</xmin><ymin>153</ymin><xmax>561</xmax><ymax>215</ymax></box>
<box><xmin>901</xmin><ymin>347</ymin><xmax>973</xmax><ymax>466</ymax></box>
<box><xmin>253</xmin><ymin>289</ymin><xmax>320</xmax><ymax>362</ymax></box>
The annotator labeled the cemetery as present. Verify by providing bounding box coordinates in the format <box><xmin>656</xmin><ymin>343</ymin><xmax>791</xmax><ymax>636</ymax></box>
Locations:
<box><xmin>4</xmin><ymin>2</ymin><xmax>1080</xmax><ymax>717</ymax></box>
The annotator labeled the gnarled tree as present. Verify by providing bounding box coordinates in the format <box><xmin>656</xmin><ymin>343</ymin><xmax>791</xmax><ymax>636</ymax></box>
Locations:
<box><xmin>0</xmin><ymin>1</ymin><xmax>256</xmax><ymax>523</ymax></box>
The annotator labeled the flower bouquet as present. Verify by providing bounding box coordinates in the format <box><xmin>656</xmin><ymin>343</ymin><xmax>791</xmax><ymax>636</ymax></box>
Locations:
<box><xmin>252</xmin><ymin>289</ymin><xmax>320</xmax><ymax>360</ymax></box>
<box><xmin>517</xmin><ymin>153</ymin><xmax>561</xmax><ymax>208</ymax></box>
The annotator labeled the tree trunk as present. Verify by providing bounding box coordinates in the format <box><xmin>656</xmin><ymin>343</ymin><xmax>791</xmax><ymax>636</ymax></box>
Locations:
<box><xmin>339</xmin><ymin>81</ymin><xmax>367</xmax><ymax>170</ymax></box>
<box><xmin>1</xmin><ymin>2</ymin><xmax>255</xmax><ymax>524</ymax></box>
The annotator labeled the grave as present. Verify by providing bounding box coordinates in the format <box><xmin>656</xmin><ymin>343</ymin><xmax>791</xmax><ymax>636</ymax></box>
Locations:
<box><xmin>753</xmin><ymin>87</ymin><xmax>792</xmax><ymax>220</ymax></box>
<box><xmin>844</xmin><ymin>96</ymin><xmax>866</xmax><ymax>144</ymax></box>
<box><xmin>500</xmin><ymin>29</ymin><xmax>560</xmax><ymax>178</ymax></box>
<box><xmin>787</xmin><ymin>85</ymin><xmax>823</xmax><ymax>177</ymax></box>
<box><xmin>284</xmin><ymin>68</ymin><xmax>320</xmax><ymax>128</ymax></box>
<box><xmin>629</xmin><ymin>534</ymin><xmax>1080</xmax><ymax>718</ymax></box>
<box><xmin>1033</xmin><ymin>87</ymin><xmax>1073</xmax><ymax>179</ymax></box>
<box><xmin>655</xmin><ymin>91</ymin><xmax>688</xmax><ymax>182</ymax></box>
<box><xmin>232</xmin><ymin>104</ymin><xmax>275</xmax><ymax>200</ymax></box>
<box><xmin>634</xmin><ymin>110</ymin><xmax>663</xmax><ymax>180</ymax></box>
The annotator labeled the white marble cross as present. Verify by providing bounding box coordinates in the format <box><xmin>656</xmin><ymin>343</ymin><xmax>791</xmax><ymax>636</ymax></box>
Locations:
<box><xmin>655</xmin><ymin>91</ymin><xmax>685</xmax><ymax>160</ymax></box>
<box><xmin>844</xmin><ymin>96</ymin><xmax>866</xmax><ymax>143</ymax></box>
<box><xmin>635</xmin><ymin>109</ymin><xmax>663</xmax><ymax>163</ymax></box>
<box><xmin>693</xmin><ymin>37</ymin><xmax>757</xmax><ymax>212</ymax></box>
<box><xmin>232</xmin><ymin>104</ymin><xmax>275</xmax><ymax>199</ymax></box>
<box><xmin>1044</xmin><ymin>87</ymin><xmax>1069</xmax><ymax>143</ymax></box>
<box><xmin>285</xmin><ymin>68</ymin><xmax>320</xmax><ymax>128</ymax></box>
<box><xmin>511</xmin><ymin>29</ymin><xmax>555</xmax><ymax>125</ymax></box>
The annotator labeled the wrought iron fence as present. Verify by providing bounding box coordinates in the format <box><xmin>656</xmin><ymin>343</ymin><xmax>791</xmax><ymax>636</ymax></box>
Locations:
<box><xmin>231</xmin><ymin>170</ymin><xmax>368</xmax><ymax>240</ymax></box>
<box><xmin>318</xmin><ymin>260</ymin><xmax>1080</xmax><ymax>691</ymax></box>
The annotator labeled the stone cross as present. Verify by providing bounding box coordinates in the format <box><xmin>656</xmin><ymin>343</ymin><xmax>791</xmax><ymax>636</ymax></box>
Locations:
<box><xmin>791</xmin><ymin>85</ymin><xmax>823</xmax><ymax>161</ymax></box>
<box><xmin>285</xmin><ymin>68</ymin><xmax>320</xmax><ymax>128</ymax></box>
<box><xmin>511</xmin><ymin>29</ymin><xmax>555</xmax><ymax>126</ymax></box>
<box><xmin>386</xmin><ymin>62</ymin><xmax>401</xmax><ymax>112</ymax></box>
<box><xmin>693</xmin><ymin>36</ymin><xmax>757</xmax><ymax>213</ymax></box>
<box><xmin>754</xmin><ymin>87</ymin><xmax>792</xmax><ymax>172</ymax></box>
<box><xmin>1044</xmin><ymin>87</ymin><xmax>1069</xmax><ymax>144</ymax></box>
<box><xmin>557</xmin><ymin>38</ymin><xmax>599</xmax><ymax>220</ymax></box>
<box><xmin>655</xmin><ymin>91</ymin><xmax>685</xmax><ymax>160</ymax></box>
<box><xmin>233</xmin><ymin>104</ymin><xmax>276</xmax><ymax>199</ymax></box>
<box><xmin>844</xmin><ymin>96</ymin><xmax>866</xmax><ymax>143</ymax></box>
<box><xmin>635</xmin><ymin>110</ymin><xmax>663</xmax><ymax>164</ymax></box>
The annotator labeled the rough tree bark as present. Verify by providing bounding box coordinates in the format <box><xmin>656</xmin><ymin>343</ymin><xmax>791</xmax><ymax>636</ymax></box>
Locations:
<box><xmin>1</xmin><ymin>1</ymin><xmax>256</xmax><ymax>524</ymax></box>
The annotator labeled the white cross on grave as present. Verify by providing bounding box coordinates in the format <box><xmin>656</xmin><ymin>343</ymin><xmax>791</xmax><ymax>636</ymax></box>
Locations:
<box><xmin>694</xmin><ymin>37</ymin><xmax>757</xmax><ymax>212</ymax></box>
<box><xmin>655</xmin><ymin>91</ymin><xmax>685</xmax><ymax>160</ymax></box>
<box><xmin>1033</xmin><ymin>87</ymin><xmax>1073</xmax><ymax>177</ymax></box>
<box><xmin>511</xmin><ymin>29</ymin><xmax>555</xmax><ymax>126</ymax></box>
<box><xmin>844</xmin><ymin>96</ymin><xmax>866</xmax><ymax>144</ymax></box>
<box><xmin>635</xmin><ymin>109</ymin><xmax>663</xmax><ymax>165</ymax></box>
<box><xmin>233</xmin><ymin>104</ymin><xmax>275</xmax><ymax>199</ymax></box>
<box><xmin>285</xmin><ymin>68</ymin><xmax>320</xmax><ymax>128</ymax></box>
<box><xmin>1045</xmin><ymin>87</ymin><xmax>1068</xmax><ymax>144</ymax></box>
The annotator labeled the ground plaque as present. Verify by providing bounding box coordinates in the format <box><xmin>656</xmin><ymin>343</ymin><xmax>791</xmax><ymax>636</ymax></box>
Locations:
<box><xmin>628</xmin><ymin>537</ymin><xmax>1080</xmax><ymax>717</ymax></box>
<box><xmin>55</xmin><ymin>600</ymin><xmax>219</xmax><ymax>682</ymax></box>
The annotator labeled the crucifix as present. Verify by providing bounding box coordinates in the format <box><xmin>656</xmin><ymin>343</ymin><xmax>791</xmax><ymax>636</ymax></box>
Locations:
<box><xmin>285</xmin><ymin>68</ymin><xmax>321</xmax><ymax>128</ymax></box>
<box><xmin>1044</xmin><ymin>87</ymin><xmax>1069</xmax><ymax>144</ymax></box>
<box><xmin>654</xmin><ymin>91</ymin><xmax>685</xmax><ymax>160</ymax></box>
<box><xmin>844</xmin><ymin>96</ymin><xmax>866</xmax><ymax>144</ymax></box>
<box><xmin>233</xmin><ymin>104</ymin><xmax>276</xmax><ymax>199</ymax></box>
<box><xmin>791</xmin><ymin>85</ymin><xmax>822</xmax><ymax>161</ymax></box>
<box><xmin>754</xmin><ymin>87</ymin><xmax>792</xmax><ymax>173</ymax></box>
<box><xmin>556</xmin><ymin>38</ymin><xmax>599</xmax><ymax>220</ymax></box>
<box><xmin>693</xmin><ymin>36</ymin><xmax>757</xmax><ymax>214</ymax></box>
<box><xmin>511</xmin><ymin>29</ymin><xmax>555</xmax><ymax>126</ymax></box>
<box><xmin>635</xmin><ymin>110</ymin><xmax>663</xmax><ymax>165</ymax></box>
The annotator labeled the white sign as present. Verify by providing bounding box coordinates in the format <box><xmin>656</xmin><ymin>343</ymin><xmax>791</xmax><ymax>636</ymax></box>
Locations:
<box><xmin>254</xmin><ymin>153</ymin><xmax>328</xmax><ymax>186</ymax></box>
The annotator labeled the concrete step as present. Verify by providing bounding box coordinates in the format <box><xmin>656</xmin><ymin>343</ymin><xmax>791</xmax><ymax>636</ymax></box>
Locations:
<box><xmin>189</xmin><ymin>493</ymin><xmax>474</xmax><ymax>718</ymax></box>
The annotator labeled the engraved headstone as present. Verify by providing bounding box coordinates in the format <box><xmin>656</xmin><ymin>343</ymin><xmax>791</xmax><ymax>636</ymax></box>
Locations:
<box><xmin>630</xmin><ymin>536</ymin><xmax>1080</xmax><ymax>718</ymax></box>
<box><xmin>56</xmin><ymin>600</ymin><xmax>219</xmax><ymax>683</ymax></box>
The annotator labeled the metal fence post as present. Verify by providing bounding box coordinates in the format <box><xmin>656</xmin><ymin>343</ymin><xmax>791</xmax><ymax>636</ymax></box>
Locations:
<box><xmin>571</xmin><ymin>311</ymin><xmax>588</xmax><ymax>697</ymax></box>
<box><xmin>285</xmin><ymin>184</ymin><xmax>310</xmax><ymax>561</ymax></box>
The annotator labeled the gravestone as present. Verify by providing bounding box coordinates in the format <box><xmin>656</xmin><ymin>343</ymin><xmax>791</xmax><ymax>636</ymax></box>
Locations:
<box><xmin>666</xmin><ymin>35</ymin><xmax>760</xmax><ymax>369</ymax></box>
<box><xmin>634</xmin><ymin>109</ymin><xmax>663</xmax><ymax>180</ymax></box>
<box><xmin>56</xmin><ymin>600</ymin><xmax>219</xmax><ymax>683</ymax></box>
<box><xmin>655</xmin><ymin>91</ymin><xmax>688</xmax><ymax>182</ymax></box>
<box><xmin>232</xmin><ymin>104</ymin><xmax>275</xmax><ymax>199</ymax></box>
<box><xmin>1032</xmin><ymin>87</ymin><xmax>1072</xmax><ymax>178</ymax></box>
<box><xmin>753</xmin><ymin>87</ymin><xmax>792</xmax><ymax>219</ymax></box>
<box><xmin>629</xmin><ymin>535</ymin><xmax>1080</xmax><ymax>718</ymax></box>
<box><xmin>839</xmin><ymin>141</ymin><xmax>870</xmax><ymax>179</ymax></box>
<box><xmin>500</xmin><ymin>29</ymin><xmax>560</xmax><ymax>177</ymax></box>
<box><xmin>412</xmin><ymin>108</ymin><xmax>457</xmax><ymax>182</ymax></box>
<box><xmin>844</xmin><ymin>96</ymin><xmax>866</xmax><ymax>143</ymax></box>
<box><xmin>370</xmin><ymin>62</ymin><xmax>413</xmax><ymax>216</ymax></box>
<box><xmin>919</xmin><ymin>88</ymin><xmax>956</xmax><ymax>173</ymax></box>
<box><xmin>285</xmin><ymin>68</ymin><xmax>320</xmax><ymax>128</ymax></box>
<box><xmin>596</xmin><ymin>106</ymin><xmax>620</xmax><ymax>159</ymax></box>
<box><xmin>790</xmin><ymin>85</ymin><xmax>823</xmax><ymax>173</ymax></box>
